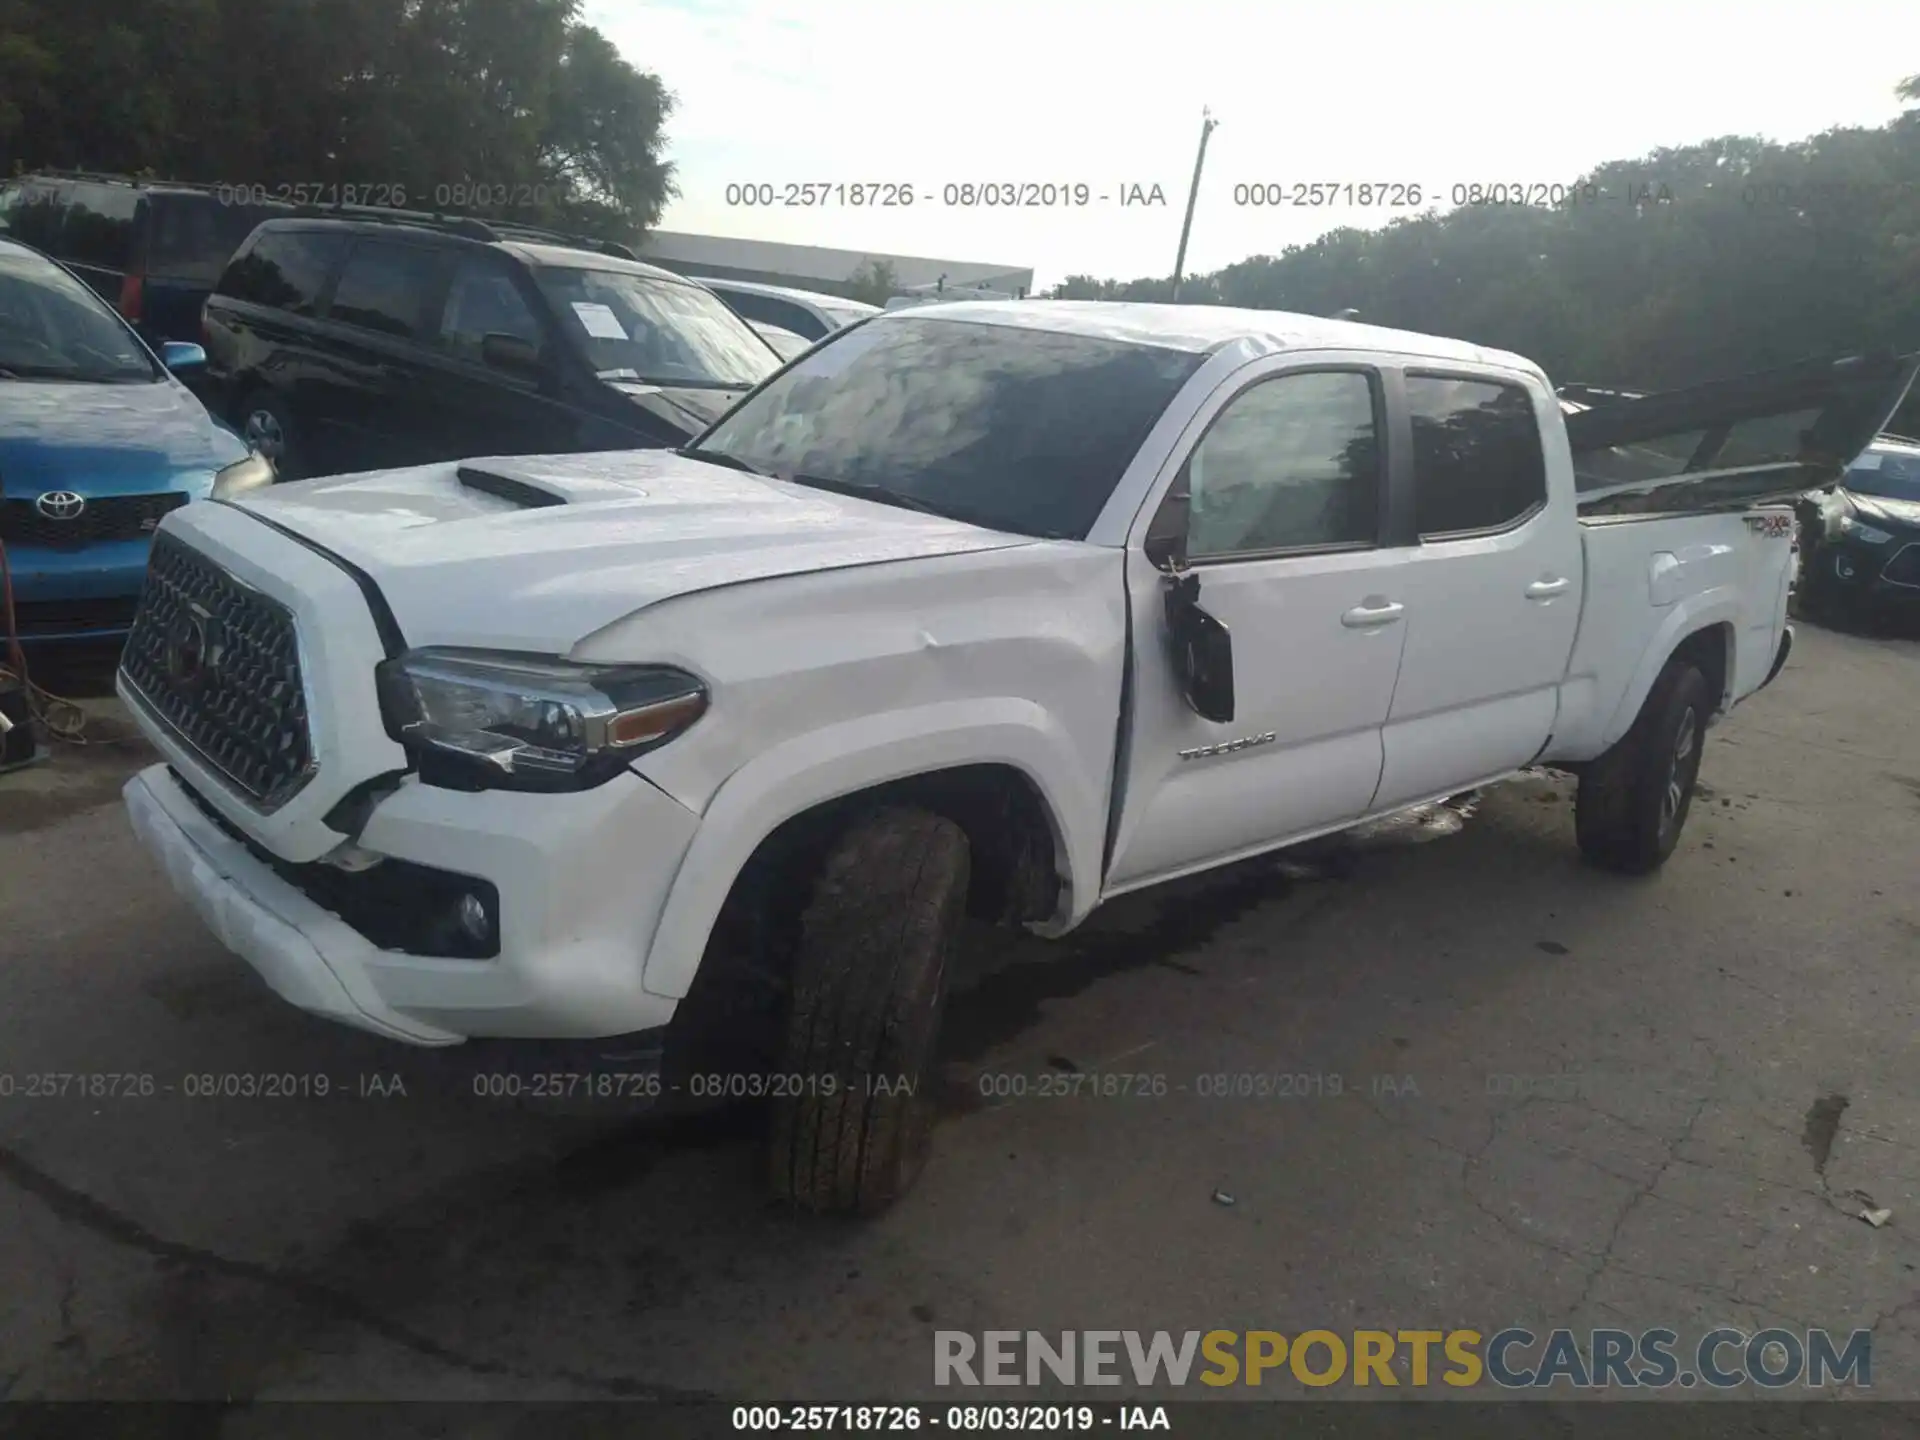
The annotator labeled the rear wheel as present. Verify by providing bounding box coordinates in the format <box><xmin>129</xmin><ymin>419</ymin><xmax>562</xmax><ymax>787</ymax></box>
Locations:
<box><xmin>1575</xmin><ymin>660</ymin><xmax>1711</xmax><ymax>875</ymax></box>
<box><xmin>768</xmin><ymin>806</ymin><xmax>969</xmax><ymax>1215</ymax></box>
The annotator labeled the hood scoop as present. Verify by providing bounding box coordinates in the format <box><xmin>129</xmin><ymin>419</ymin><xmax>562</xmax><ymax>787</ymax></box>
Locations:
<box><xmin>456</xmin><ymin>466</ymin><xmax>569</xmax><ymax>509</ymax></box>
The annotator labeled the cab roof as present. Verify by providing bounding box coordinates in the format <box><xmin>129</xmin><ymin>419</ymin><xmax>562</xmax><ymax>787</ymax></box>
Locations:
<box><xmin>879</xmin><ymin>299</ymin><xmax>1541</xmax><ymax>373</ymax></box>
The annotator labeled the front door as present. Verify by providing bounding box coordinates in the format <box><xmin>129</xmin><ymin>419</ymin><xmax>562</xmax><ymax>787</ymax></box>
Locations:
<box><xmin>1105</xmin><ymin>362</ymin><xmax>1412</xmax><ymax>892</ymax></box>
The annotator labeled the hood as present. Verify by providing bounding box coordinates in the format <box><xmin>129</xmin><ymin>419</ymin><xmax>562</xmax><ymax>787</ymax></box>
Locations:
<box><xmin>605</xmin><ymin>380</ymin><xmax>748</xmax><ymax>439</ymax></box>
<box><xmin>1844</xmin><ymin>489</ymin><xmax>1920</xmax><ymax>531</ymax></box>
<box><xmin>0</xmin><ymin>378</ymin><xmax>246</xmax><ymax>496</ymax></box>
<box><xmin>232</xmin><ymin>449</ymin><xmax>1036</xmax><ymax>652</ymax></box>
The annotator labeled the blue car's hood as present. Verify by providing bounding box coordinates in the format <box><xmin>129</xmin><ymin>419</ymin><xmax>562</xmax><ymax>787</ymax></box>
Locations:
<box><xmin>0</xmin><ymin>378</ymin><xmax>245</xmax><ymax>497</ymax></box>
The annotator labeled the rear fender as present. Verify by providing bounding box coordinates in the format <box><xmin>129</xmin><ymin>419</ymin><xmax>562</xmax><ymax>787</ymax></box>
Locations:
<box><xmin>1600</xmin><ymin>598</ymin><xmax>1737</xmax><ymax>752</ymax></box>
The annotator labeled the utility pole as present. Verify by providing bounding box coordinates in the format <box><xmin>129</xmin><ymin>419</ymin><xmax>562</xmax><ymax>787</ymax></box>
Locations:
<box><xmin>1171</xmin><ymin>108</ymin><xmax>1217</xmax><ymax>302</ymax></box>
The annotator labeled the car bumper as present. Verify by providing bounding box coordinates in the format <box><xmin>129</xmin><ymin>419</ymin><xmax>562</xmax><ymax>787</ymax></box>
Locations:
<box><xmin>3</xmin><ymin>538</ymin><xmax>153</xmax><ymax>642</ymax></box>
<box><xmin>123</xmin><ymin>761</ymin><xmax>700</xmax><ymax>1046</ymax></box>
<box><xmin>1812</xmin><ymin>539</ymin><xmax>1920</xmax><ymax>607</ymax></box>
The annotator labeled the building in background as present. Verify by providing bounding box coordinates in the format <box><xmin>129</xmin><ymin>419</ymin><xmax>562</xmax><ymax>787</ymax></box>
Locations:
<box><xmin>636</xmin><ymin>230</ymin><xmax>1032</xmax><ymax>302</ymax></box>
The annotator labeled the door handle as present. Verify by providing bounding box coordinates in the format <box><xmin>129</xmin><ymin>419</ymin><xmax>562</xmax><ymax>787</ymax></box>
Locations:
<box><xmin>1526</xmin><ymin>577</ymin><xmax>1571</xmax><ymax>600</ymax></box>
<box><xmin>1341</xmin><ymin>600</ymin><xmax>1405</xmax><ymax>628</ymax></box>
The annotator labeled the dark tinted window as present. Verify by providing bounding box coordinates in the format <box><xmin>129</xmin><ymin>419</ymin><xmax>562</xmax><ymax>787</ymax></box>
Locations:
<box><xmin>1186</xmin><ymin>371</ymin><xmax>1381</xmax><ymax>558</ymax></box>
<box><xmin>2</xmin><ymin>183</ymin><xmax>67</xmax><ymax>252</ymax></box>
<box><xmin>58</xmin><ymin>183</ymin><xmax>138</xmax><ymax>271</ymax></box>
<box><xmin>720</xmin><ymin>289</ymin><xmax>825</xmax><ymax>339</ymax></box>
<box><xmin>147</xmin><ymin>195</ymin><xmax>292</xmax><ymax>281</ymax></box>
<box><xmin>218</xmin><ymin>229</ymin><xmax>346</xmax><ymax>315</ymax></box>
<box><xmin>1407</xmin><ymin>375</ymin><xmax>1548</xmax><ymax>536</ymax></box>
<box><xmin>697</xmin><ymin>316</ymin><xmax>1207</xmax><ymax>539</ymax></box>
<box><xmin>437</xmin><ymin>257</ymin><xmax>545</xmax><ymax>365</ymax></box>
<box><xmin>328</xmin><ymin>240</ymin><xmax>447</xmax><ymax>340</ymax></box>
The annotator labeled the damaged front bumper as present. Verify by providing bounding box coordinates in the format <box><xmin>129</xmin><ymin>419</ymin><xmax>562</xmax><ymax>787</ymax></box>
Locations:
<box><xmin>124</xmin><ymin>761</ymin><xmax>701</xmax><ymax>1045</ymax></box>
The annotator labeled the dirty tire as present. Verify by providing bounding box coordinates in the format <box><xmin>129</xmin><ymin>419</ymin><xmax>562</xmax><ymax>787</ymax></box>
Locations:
<box><xmin>769</xmin><ymin>806</ymin><xmax>969</xmax><ymax>1216</ymax></box>
<box><xmin>1575</xmin><ymin>660</ymin><xmax>1711</xmax><ymax>875</ymax></box>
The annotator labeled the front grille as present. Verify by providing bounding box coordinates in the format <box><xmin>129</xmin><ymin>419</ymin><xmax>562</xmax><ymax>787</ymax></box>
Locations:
<box><xmin>0</xmin><ymin>492</ymin><xmax>188</xmax><ymax>547</ymax></box>
<box><xmin>170</xmin><ymin>768</ymin><xmax>499</xmax><ymax>959</ymax></box>
<box><xmin>1881</xmin><ymin>544</ymin><xmax>1920</xmax><ymax>589</ymax></box>
<box><xmin>9</xmin><ymin>596</ymin><xmax>141</xmax><ymax>637</ymax></box>
<box><xmin>120</xmin><ymin>532</ymin><xmax>314</xmax><ymax>808</ymax></box>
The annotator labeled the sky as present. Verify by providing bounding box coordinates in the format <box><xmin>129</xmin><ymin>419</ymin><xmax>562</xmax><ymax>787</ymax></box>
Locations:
<box><xmin>583</xmin><ymin>0</ymin><xmax>1915</xmax><ymax>289</ymax></box>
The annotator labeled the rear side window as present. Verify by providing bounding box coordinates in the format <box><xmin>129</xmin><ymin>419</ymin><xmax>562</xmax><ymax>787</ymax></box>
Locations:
<box><xmin>1407</xmin><ymin>374</ymin><xmax>1549</xmax><ymax>536</ymax></box>
<box><xmin>2</xmin><ymin>182</ymin><xmax>68</xmax><ymax>252</ymax></box>
<box><xmin>58</xmin><ymin>183</ymin><xmax>138</xmax><ymax>271</ymax></box>
<box><xmin>218</xmin><ymin>229</ymin><xmax>346</xmax><ymax>315</ymax></box>
<box><xmin>327</xmin><ymin>239</ymin><xmax>448</xmax><ymax>340</ymax></box>
<box><xmin>146</xmin><ymin>195</ymin><xmax>292</xmax><ymax>282</ymax></box>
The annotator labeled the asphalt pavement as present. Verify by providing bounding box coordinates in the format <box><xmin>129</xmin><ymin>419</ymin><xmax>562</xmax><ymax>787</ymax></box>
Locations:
<box><xmin>2</xmin><ymin>619</ymin><xmax>1918</xmax><ymax>1405</ymax></box>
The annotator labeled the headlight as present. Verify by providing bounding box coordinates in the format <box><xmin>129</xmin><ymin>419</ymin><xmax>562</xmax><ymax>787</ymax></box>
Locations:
<box><xmin>375</xmin><ymin>648</ymin><xmax>708</xmax><ymax>791</ymax></box>
<box><xmin>211</xmin><ymin>452</ymin><xmax>276</xmax><ymax>499</ymax></box>
<box><xmin>1835</xmin><ymin>513</ymin><xmax>1893</xmax><ymax>544</ymax></box>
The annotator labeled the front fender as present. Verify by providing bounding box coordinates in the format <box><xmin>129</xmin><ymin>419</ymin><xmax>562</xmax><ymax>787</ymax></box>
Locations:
<box><xmin>639</xmin><ymin>698</ymin><xmax>1104</xmax><ymax>1000</ymax></box>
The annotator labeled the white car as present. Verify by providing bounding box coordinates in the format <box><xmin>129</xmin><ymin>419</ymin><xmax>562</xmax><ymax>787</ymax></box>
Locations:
<box><xmin>114</xmin><ymin>303</ymin><xmax>1913</xmax><ymax>1213</ymax></box>
<box><xmin>692</xmin><ymin>277</ymin><xmax>876</xmax><ymax>343</ymax></box>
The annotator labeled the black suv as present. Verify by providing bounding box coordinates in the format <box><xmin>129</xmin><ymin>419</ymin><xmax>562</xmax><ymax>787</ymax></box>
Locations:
<box><xmin>0</xmin><ymin>172</ymin><xmax>295</xmax><ymax>348</ymax></box>
<box><xmin>200</xmin><ymin>212</ymin><xmax>782</xmax><ymax>478</ymax></box>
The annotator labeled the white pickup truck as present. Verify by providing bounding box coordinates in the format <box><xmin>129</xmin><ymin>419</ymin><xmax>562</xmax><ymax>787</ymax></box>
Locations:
<box><xmin>115</xmin><ymin>303</ymin><xmax>1914</xmax><ymax>1213</ymax></box>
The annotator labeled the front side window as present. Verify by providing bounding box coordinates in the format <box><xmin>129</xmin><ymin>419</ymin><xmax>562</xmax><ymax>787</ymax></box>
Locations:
<box><xmin>536</xmin><ymin>266</ymin><xmax>779</xmax><ymax>387</ymax></box>
<box><xmin>1185</xmin><ymin>370</ymin><xmax>1382</xmax><ymax>559</ymax></box>
<box><xmin>0</xmin><ymin>247</ymin><xmax>156</xmax><ymax>382</ymax></box>
<box><xmin>327</xmin><ymin>240</ymin><xmax>449</xmax><ymax>340</ymax></box>
<box><xmin>696</xmin><ymin>315</ymin><xmax>1206</xmax><ymax>539</ymax></box>
<box><xmin>437</xmin><ymin>259</ymin><xmax>545</xmax><ymax>366</ymax></box>
<box><xmin>219</xmin><ymin>230</ymin><xmax>346</xmax><ymax>316</ymax></box>
<box><xmin>1408</xmin><ymin>374</ymin><xmax>1548</xmax><ymax>536</ymax></box>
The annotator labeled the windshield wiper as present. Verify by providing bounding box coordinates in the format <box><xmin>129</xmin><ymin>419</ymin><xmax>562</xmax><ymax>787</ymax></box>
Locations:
<box><xmin>675</xmin><ymin>445</ymin><xmax>767</xmax><ymax>476</ymax></box>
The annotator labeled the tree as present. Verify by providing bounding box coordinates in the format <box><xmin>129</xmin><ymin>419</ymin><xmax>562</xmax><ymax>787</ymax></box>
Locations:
<box><xmin>0</xmin><ymin>0</ymin><xmax>675</xmax><ymax>244</ymax></box>
<box><xmin>845</xmin><ymin>258</ymin><xmax>900</xmax><ymax>306</ymax></box>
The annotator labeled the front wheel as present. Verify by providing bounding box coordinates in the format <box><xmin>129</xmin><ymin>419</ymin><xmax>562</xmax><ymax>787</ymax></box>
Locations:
<box><xmin>768</xmin><ymin>806</ymin><xmax>969</xmax><ymax>1215</ymax></box>
<box><xmin>1575</xmin><ymin>660</ymin><xmax>1711</xmax><ymax>875</ymax></box>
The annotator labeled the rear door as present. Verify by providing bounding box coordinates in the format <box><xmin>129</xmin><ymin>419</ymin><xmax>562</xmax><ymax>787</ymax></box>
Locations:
<box><xmin>1105</xmin><ymin>359</ymin><xmax>1411</xmax><ymax>892</ymax></box>
<box><xmin>1371</xmin><ymin>368</ymin><xmax>1583</xmax><ymax>813</ymax></box>
<box><xmin>311</xmin><ymin>237</ymin><xmax>456</xmax><ymax>470</ymax></box>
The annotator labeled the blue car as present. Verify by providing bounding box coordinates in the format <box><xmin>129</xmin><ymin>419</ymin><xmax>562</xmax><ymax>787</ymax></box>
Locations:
<box><xmin>0</xmin><ymin>237</ymin><xmax>274</xmax><ymax>644</ymax></box>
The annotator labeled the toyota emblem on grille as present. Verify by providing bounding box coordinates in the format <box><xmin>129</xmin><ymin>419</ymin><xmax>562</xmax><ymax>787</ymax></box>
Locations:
<box><xmin>35</xmin><ymin>491</ymin><xmax>87</xmax><ymax>520</ymax></box>
<box><xmin>165</xmin><ymin>604</ymin><xmax>222</xmax><ymax>690</ymax></box>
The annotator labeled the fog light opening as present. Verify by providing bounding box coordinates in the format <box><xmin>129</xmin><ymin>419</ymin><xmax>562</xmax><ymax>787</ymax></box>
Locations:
<box><xmin>454</xmin><ymin>892</ymin><xmax>493</xmax><ymax>947</ymax></box>
<box><xmin>1834</xmin><ymin>554</ymin><xmax>1857</xmax><ymax>581</ymax></box>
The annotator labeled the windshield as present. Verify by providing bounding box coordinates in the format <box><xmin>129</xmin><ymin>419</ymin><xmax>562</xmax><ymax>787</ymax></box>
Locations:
<box><xmin>535</xmin><ymin>265</ymin><xmax>778</xmax><ymax>388</ymax></box>
<box><xmin>694</xmin><ymin>315</ymin><xmax>1207</xmax><ymax>539</ymax></box>
<box><xmin>0</xmin><ymin>248</ymin><xmax>156</xmax><ymax>382</ymax></box>
<box><xmin>1846</xmin><ymin>448</ymin><xmax>1920</xmax><ymax>503</ymax></box>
